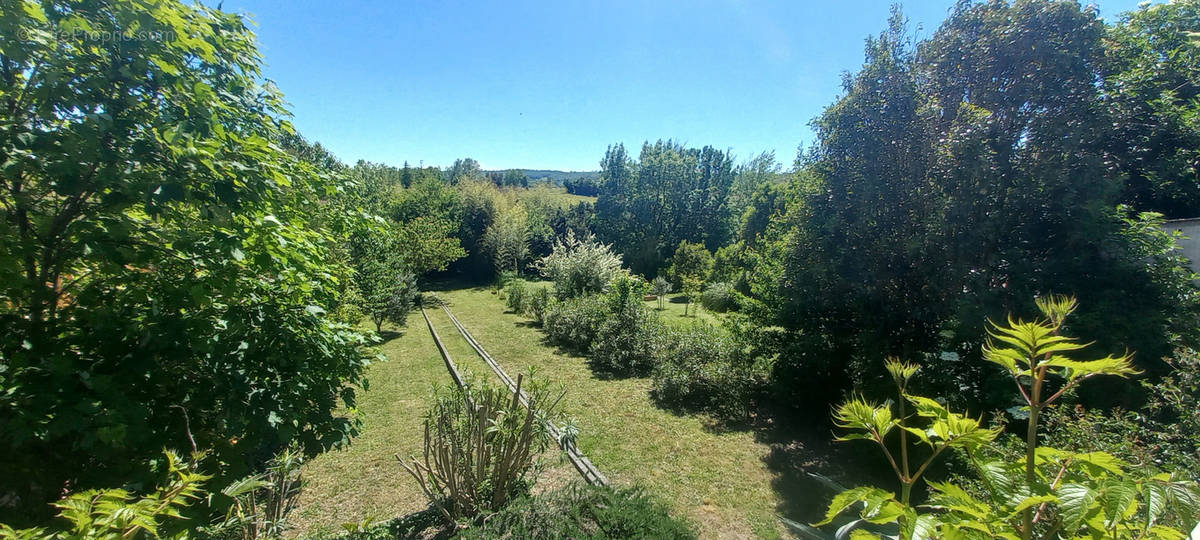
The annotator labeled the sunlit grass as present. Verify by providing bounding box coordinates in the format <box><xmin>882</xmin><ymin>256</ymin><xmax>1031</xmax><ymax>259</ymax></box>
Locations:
<box><xmin>435</xmin><ymin>286</ymin><xmax>787</xmax><ymax>538</ymax></box>
<box><xmin>287</xmin><ymin>320</ymin><xmax>445</xmax><ymax>537</ymax></box>
<box><xmin>292</xmin><ymin>284</ymin><xmax>795</xmax><ymax>539</ymax></box>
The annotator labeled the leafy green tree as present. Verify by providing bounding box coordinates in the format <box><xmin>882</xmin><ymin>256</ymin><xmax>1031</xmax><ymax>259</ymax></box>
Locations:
<box><xmin>348</xmin><ymin>229</ymin><xmax>418</xmax><ymax>333</ymax></box>
<box><xmin>651</xmin><ymin>276</ymin><xmax>673</xmax><ymax>310</ymax></box>
<box><xmin>484</xmin><ymin>203</ymin><xmax>531</xmax><ymax>275</ymax></box>
<box><xmin>757</xmin><ymin>2</ymin><xmax>1200</xmax><ymax>409</ymax></box>
<box><xmin>595</xmin><ymin>141</ymin><xmax>734</xmax><ymax>275</ymax></box>
<box><xmin>502</xmin><ymin>168</ymin><xmax>530</xmax><ymax>188</ymax></box>
<box><xmin>1105</xmin><ymin>0</ymin><xmax>1200</xmax><ymax>218</ymax></box>
<box><xmin>0</xmin><ymin>0</ymin><xmax>372</xmax><ymax>519</ymax></box>
<box><xmin>395</xmin><ymin>217</ymin><xmax>466</xmax><ymax>276</ymax></box>
<box><xmin>666</xmin><ymin>241</ymin><xmax>713</xmax><ymax>316</ymax></box>
<box><xmin>452</xmin><ymin>179</ymin><xmax>504</xmax><ymax>278</ymax></box>
<box><xmin>666</xmin><ymin>241</ymin><xmax>713</xmax><ymax>288</ymax></box>
<box><xmin>728</xmin><ymin>150</ymin><xmax>785</xmax><ymax>222</ymax></box>
<box><xmin>446</xmin><ymin>157</ymin><xmax>482</xmax><ymax>185</ymax></box>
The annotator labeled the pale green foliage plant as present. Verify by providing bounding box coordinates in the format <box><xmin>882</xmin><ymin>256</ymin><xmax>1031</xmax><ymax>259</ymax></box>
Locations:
<box><xmin>219</xmin><ymin>446</ymin><xmax>304</xmax><ymax>540</ymax></box>
<box><xmin>534</xmin><ymin>231</ymin><xmax>624</xmax><ymax>299</ymax></box>
<box><xmin>396</xmin><ymin>375</ymin><xmax>564</xmax><ymax>522</ymax></box>
<box><xmin>0</xmin><ymin>451</ymin><xmax>208</xmax><ymax>539</ymax></box>
<box><xmin>652</xmin><ymin>276</ymin><xmax>673</xmax><ymax>310</ymax></box>
<box><xmin>811</xmin><ymin>297</ymin><xmax>1200</xmax><ymax>539</ymax></box>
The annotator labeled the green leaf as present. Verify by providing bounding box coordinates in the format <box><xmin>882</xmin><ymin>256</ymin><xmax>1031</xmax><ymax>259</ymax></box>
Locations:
<box><xmin>1057</xmin><ymin>483</ymin><xmax>1098</xmax><ymax>533</ymax></box>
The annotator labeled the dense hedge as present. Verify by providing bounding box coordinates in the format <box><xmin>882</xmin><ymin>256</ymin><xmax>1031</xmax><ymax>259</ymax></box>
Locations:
<box><xmin>543</xmin><ymin>295</ymin><xmax>609</xmax><ymax>352</ymax></box>
<box><xmin>651</xmin><ymin>322</ymin><xmax>769</xmax><ymax>419</ymax></box>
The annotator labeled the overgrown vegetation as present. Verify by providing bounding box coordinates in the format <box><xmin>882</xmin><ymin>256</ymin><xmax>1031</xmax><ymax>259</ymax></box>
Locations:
<box><xmin>396</xmin><ymin>376</ymin><xmax>563</xmax><ymax>521</ymax></box>
<box><xmin>7</xmin><ymin>0</ymin><xmax>1200</xmax><ymax>536</ymax></box>
<box><xmin>0</xmin><ymin>0</ymin><xmax>373</xmax><ymax>522</ymax></box>
<box><xmin>809</xmin><ymin>297</ymin><xmax>1200</xmax><ymax>539</ymax></box>
<box><xmin>457</xmin><ymin>483</ymin><xmax>696</xmax><ymax>539</ymax></box>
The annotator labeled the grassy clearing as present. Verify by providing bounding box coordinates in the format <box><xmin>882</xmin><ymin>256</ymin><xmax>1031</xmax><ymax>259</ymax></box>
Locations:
<box><xmin>292</xmin><ymin>284</ymin><xmax>832</xmax><ymax>539</ymax></box>
<box><xmin>647</xmin><ymin>293</ymin><xmax>724</xmax><ymax>328</ymax></box>
<box><xmin>288</xmin><ymin>318</ymin><xmax>447</xmax><ymax>536</ymax></box>
<box><xmin>434</xmin><ymin>285</ymin><xmax>796</xmax><ymax>538</ymax></box>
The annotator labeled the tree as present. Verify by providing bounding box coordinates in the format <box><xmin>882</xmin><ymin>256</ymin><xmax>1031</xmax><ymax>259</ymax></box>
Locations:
<box><xmin>484</xmin><ymin>204</ymin><xmax>531</xmax><ymax>276</ymax></box>
<box><xmin>728</xmin><ymin>150</ymin><xmax>785</xmax><ymax>222</ymax></box>
<box><xmin>349</xmin><ymin>229</ymin><xmax>418</xmax><ymax>333</ymax></box>
<box><xmin>1105</xmin><ymin>0</ymin><xmax>1200</xmax><ymax>218</ymax></box>
<box><xmin>446</xmin><ymin>157</ymin><xmax>482</xmax><ymax>185</ymax></box>
<box><xmin>666</xmin><ymin>241</ymin><xmax>713</xmax><ymax>316</ymax></box>
<box><xmin>0</xmin><ymin>0</ymin><xmax>372</xmax><ymax>521</ymax></box>
<box><xmin>756</xmin><ymin>2</ymin><xmax>1200</xmax><ymax>410</ymax></box>
<box><xmin>651</xmin><ymin>276</ymin><xmax>673</xmax><ymax>310</ymax></box>
<box><xmin>502</xmin><ymin>169</ymin><xmax>529</xmax><ymax>188</ymax></box>
<box><xmin>595</xmin><ymin>141</ymin><xmax>734</xmax><ymax>275</ymax></box>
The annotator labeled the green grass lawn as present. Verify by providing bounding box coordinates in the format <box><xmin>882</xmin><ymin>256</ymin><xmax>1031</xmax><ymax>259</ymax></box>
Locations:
<box><xmin>434</xmin><ymin>285</ymin><xmax>792</xmax><ymax>538</ymax></box>
<box><xmin>288</xmin><ymin>317</ymin><xmax>447</xmax><ymax>536</ymax></box>
<box><xmin>646</xmin><ymin>293</ymin><xmax>725</xmax><ymax>328</ymax></box>
<box><xmin>292</xmin><ymin>284</ymin><xmax>820</xmax><ymax>539</ymax></box>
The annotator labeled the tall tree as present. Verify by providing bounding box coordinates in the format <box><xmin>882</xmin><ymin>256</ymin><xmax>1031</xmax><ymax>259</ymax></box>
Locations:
<box><xmin>349</xmin><ymin>229</ymin><xmax>418</xmax><ymax>333</ymax></box>
<box><xmin>759</xmin><ymin>2</ymin><xmax>1200</xmax><ymax>408</ymax></box>
<box><xmin>595</xmin><ymin>141</ymin><xmax>734</xmax><ymax>275</ymax></box>
<box><xmin>1104</xmin><ymin>0</ymin><xmax>1200</xmax><ymax>218</ymax></box>
<box><xmin>446</xmin><ymin>157</ymin><xmax>482</xmax><ymax>185</ymax></box>
<box><xmin>483</xmin><ymin>204</ymin><xmax>531</xmax><ymax>275</ymax></box>
<box><xmin>0</xmin><ymin>0</ymin><xmax>372</xmax><ymax>521</ymax></box>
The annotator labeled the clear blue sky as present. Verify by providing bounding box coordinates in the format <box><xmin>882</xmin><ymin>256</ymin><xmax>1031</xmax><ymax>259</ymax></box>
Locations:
<box><xmin>218</xmin><ymin>0</ymin><xmax>1149</xmax><ymax>172</ymax></box>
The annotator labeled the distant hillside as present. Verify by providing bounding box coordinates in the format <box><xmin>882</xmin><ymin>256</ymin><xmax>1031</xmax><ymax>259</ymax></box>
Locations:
<box><xmin>484</xmin><ymin>169</ymin><xmax>599</xmax><ymax>185</ymax></box>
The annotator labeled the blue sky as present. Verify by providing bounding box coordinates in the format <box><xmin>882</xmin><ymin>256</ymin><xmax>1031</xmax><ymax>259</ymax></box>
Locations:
<box><xmin>219</xmin><ymin>0</ymin><xmax>1150</xmax><ymax>171</ymax></box>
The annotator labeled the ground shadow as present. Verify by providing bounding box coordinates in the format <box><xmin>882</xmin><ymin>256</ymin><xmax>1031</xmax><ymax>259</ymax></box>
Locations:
<box><xmin>753</xmin><ymin>402</ymin><xmax>902</xmax><ymax>527</ymax></box>
<box><xmin>375</xmin><ymin>329</ymin><xmax>403</xmax><ymax>345</ymax></box>
<box><xmin>649</xmin><ymin>392</ymin><xmax>897</xmax><ymax>527</ymax></box>
<box><xmin>339</xmin><ymin>506</ymin><xmax>456</xmax><ymax>539</ymax></box>
<box><xmin>423</xmin><ymin>276</ymin><xmax>493</xmax><ymax>293</ymax></box>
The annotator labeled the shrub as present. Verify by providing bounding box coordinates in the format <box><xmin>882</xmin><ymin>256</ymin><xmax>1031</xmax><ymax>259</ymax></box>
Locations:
<box><xmin>458</xmin><ymin>483</ymin><xmax>696</xmax><ymax>539</ymax></box>
<box><xmin>525</xmin><ymin>285</ymin><xmax>553</xmax><ymax>325</ymax></box>
<box><xmin>396</xmin><ymin>376</ymin><xmax>562</xmax><ymax>521</ymax></box>
<box><xmin>504</xmin><ymin>279</ymin><xmax>530</xmax><ymax>313</ymax></box>
<box><xmin>699</xmin><ymin>281</ymin><xmax>737</xmax><ymax>312</ymax></box>
<box><xmin>589</xmin><ymin>276</ymin><xmax>665</xmax><ymax>375</ymax></box>
<box><xmin>534</xmin><ymin>231</ymin><xmax>624</xmax><ymax>299</ymax></box>
<box><xmin>652</xmin><ymin>323</ymin><xmax>768</xmax><ymax>420</ymax></box>
<box><xmin>217</xmin><ymin>446</ymin><xmax>305</xmax><ymax>539</ymax></box>
<box><xmin>0</xmin><ymin>451</ymin><xmax>209</xmax><ymax>539</ymax></box>
<box><xmin>808</xmin><ymin>296</ymin><xmax>1200</xmax><ymax>540</ymax></box>
<box><xmin>543</xmin><ymin>295</ymin><xmax>610</xmax><ymax>352</ymax></box>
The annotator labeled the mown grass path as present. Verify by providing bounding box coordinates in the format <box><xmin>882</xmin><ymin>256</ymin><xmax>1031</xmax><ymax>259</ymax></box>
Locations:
<box><xmin>435</xmin><ymin>285</ymin><xmax>791</xmax><ymax>538</ymax></box>
<box><xmin>288</xmin><ymin>320</ymin><xmax>447</xmax><ymax>536</ymax></box>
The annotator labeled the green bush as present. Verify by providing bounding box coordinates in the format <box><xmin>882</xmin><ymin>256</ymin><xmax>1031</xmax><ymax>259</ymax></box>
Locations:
<box><xmin>543</xmin><ymin>295</ymin><xmax>610</xmax><ymax>352</ymax></box>
<box><xmin>525</xmin><ymin>285</ymin><xmax>553</xmax><ymax>324</ymax></box>
<box><xmin>504</xmin><ymin>278</ymin><xmax>530</xmax><ymax>313</ymax></box>
<box><xmin>458</xmin><ymin>483</ymin><xmax>696</xmax><ymax>539</ymax></box>
<box><xmin>397</xmin><ymin>377</ymin><xmax>562</xmax><ymax>521</ymax></box>
<box><xmin>534</xmin><ymin>232</ymin><xmax>624</xmax><ymax>299</ymax></box>
<box><xmin>589</xmin><ymin>277</ymin><xmax>665</xmax><ymax>375</ymax></box>
<box><xmin>810</xmin><ymin>297</ymin><xmax>1200</xmax><ymax>540</ymax></box>
<box><xmin>699</xmin><ymin>281</ymin><xmax>738</xmax><ymax>312</ymax></box>
<box><xmin>652</xmin><ymin>323</ymin><xmax>767</xmax><ymax>420</ymax></box>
